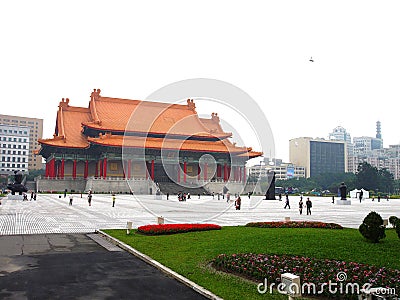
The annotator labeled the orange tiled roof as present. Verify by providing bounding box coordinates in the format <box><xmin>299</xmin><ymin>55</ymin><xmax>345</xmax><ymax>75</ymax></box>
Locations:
<box><xmin>38</xmin><ymin>90</ymin><xmax>261</xmax><ymax>160</ymax></box>
<box><xmin>82</xmin><ymin>89</ymin><xmax>231</xmax><ymax>138</ymax></box>
<box><xmin>38</xmin><ymin>98</ymin><xmax>91</xmax><ymax>148</ymax></box>
<box><xmin>200</xmin><ymin>113</ymin><xmax>226</xmax><ymax>134</ymax></box>
<box><xmin>88</xmin><ymin>133</ymin><xmax>255</xmax><ymax>155</ymax></box>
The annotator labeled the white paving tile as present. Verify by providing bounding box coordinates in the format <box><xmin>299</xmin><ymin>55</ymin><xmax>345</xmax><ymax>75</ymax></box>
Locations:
<box><xmin>0</xmin><ymin>194</ymin><xmax>399</xmax><ymax>235</ymax></box>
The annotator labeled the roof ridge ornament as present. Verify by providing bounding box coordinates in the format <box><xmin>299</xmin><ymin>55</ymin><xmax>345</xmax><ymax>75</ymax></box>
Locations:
<box><xmin>211</xmin><ymin>112</ymin><xmax>220</xmax><ymax>122</ymax></box>
<box><xmin>90</xmin><ymin>88</ymin><xmax>102</xmax><ymax>125</ymax></box>
<box><xmin>186</xmin><ymin>99</ymin><xmax>196</xmax><ymax>111</ymax></box>
<box><xmin>90</xmin><ymin>89</ymin><xmax>101</xmax><ymax>101</ymax></box>
<box><xmin>58</xmin><ymin>97</ymin><xmax>70</xmax><ymax>109</ymax></box>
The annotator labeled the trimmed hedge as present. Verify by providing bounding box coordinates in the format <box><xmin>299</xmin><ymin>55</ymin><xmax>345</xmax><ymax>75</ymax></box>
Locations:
<box><xmin>246</xmin><ymin>221</ymin><xmax>343</xmax><ymax>229</ymax></box>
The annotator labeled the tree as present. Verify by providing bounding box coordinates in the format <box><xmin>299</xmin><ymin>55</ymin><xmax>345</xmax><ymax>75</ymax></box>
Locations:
<box><xmin>377</xmin><ymin>168</ymin><xmax>394</xmax><ymax>194</ymax></box>
<box><xmin>359</xmin><ymin>211</ymin><xmax>386</xmax><ymax>243</ymax></box>
<box><xmin>356</xmin><ymin>162</ymin><xmax>379</xmax><ymax>191</ymax></box>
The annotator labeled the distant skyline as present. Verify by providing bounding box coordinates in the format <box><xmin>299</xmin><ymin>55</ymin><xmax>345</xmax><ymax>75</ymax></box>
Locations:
<box><xmin>1</xmin><ymin>1</ymin><xmax>399</xmax><ymax>163</ymax></box>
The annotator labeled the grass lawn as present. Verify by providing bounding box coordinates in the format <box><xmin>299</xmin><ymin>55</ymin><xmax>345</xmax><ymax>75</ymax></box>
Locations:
<box><xmin>103</xmin><ymin>227</ymin><xmax>400</xmax><ymax>300</ymax></box>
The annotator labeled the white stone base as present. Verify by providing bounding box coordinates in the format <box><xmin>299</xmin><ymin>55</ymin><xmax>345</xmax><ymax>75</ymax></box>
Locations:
<box><xmin>336</xmin><ymin>199</ymin><xmax>351</xmax><ymax>205</ymax></box>
<box><xmin>8</xmin><ymin>195</ymin><xmax>24</xmax><ymax>200</ymax></box>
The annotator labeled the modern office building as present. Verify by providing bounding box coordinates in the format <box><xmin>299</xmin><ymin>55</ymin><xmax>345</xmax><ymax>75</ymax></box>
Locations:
<box><xmin>353</xmin><ymin>136</ymin><xmax>383</xmax><ymax>155</ymax></box>
<box><xmin>289</xmin><ymin>137</ymin><xmax>347</xmax><ymax>178</ymax></box>
<box><xmin>249</xmin><ymin>162</ymin><xmax>305</xmax><ymax>180</ymax></box>
<box><xmin>0</xmin><ymin>124</ymin><xmax>30</xmax><ymax>174</ymax></box>
<box><xmin>0</xmin><ymin>114</ymin><xmax>43</xmax><ymax>170</ymax></box>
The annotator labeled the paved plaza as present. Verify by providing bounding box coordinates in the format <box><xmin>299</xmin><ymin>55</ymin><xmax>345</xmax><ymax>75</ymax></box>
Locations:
<box><xmin>1</xmin><ymin>193</ymin><xmax>399</xmax><ymax>235</ymax></box>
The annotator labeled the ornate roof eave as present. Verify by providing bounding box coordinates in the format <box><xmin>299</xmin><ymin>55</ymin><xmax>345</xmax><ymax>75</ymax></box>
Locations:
<box><xmin>81</xmin><ymin>122</ymin><xmax>232</xmax><ymax>140</ymax></box>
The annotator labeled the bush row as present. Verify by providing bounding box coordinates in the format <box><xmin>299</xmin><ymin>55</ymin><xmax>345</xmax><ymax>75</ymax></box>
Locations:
<box><xmin>246</xmin><ymin>221</ymin><xmax>343</xmax><ymax>229</ymax></box>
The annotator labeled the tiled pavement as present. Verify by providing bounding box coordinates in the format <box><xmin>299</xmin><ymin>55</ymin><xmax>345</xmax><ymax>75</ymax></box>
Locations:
<box><xmin>0</xmin><ymin>193</ymin><xmax>399</xmax><ymax>235</ymax></box>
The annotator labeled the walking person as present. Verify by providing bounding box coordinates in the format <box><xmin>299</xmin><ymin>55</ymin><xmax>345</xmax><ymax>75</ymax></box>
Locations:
<box><xmin>88</xmin><ymin>191</ymin><xmax>92</xmax><ymax>206</ymax></box>
<box><xmin>306</xmin><ymin>197</ymin><xmax>312</xmax><ymax>215</ymax></box>
<box><xmin>69</xmin><ymin>194</ymin><xmax>73</xmax><ymax>206</ymax></box>
<box><xmin>284</xmin><ymin>193</ymin><xmax>290</xmax><ymax>209</ymax></box>
<box><xmin>166</xmin><ymin>193</ymin><xmax>169</xmax><ymax>200</ymax></box>
<box><xmin>30</xmin><ymin>191</ymin><xmax>34</xmax><ymax>201</ymax></box>
<box><xmin>235</xmin><ymin>196</ymin><xmax>241</xmax><ymax>210</ymax></box>
<box><xmin>299</xmin><ymin>198</ymin><xmax>304</xmax><ymax>215</ymax></box>
<box><xmin>359</xmin><ymin>190</ymin><xmax>363</xmax><ymax>203</ymax></box>
<box><xmin>112</xmin><ymin>193</ymin><xmax>116</xmax><ymax>207</ymax></box>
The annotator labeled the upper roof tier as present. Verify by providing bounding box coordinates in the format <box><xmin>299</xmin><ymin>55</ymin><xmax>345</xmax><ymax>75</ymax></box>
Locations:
<box><xmin>82</xmin><ymin>89</ymin><xmax>232</xmax><ymax>139</ymax></box>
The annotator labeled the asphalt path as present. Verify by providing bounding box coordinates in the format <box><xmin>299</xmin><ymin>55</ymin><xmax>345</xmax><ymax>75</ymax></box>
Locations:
<box><xmin>0</xmin><ymin>233</ymin><xmax>208</xmax><ymax>300</ymax></box>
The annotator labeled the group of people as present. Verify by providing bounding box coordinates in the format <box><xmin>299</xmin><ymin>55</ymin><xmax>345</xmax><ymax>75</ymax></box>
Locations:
<box><xmin>22</xmin><ymin>191</ymin><xmax>37</xmax><ymax>201</ymax></box>
<box><xmin>65</xmin><ymin>190</ymin><xmax>116</xmax><ymax>207</ymax></box>
<box><xmin>284</xmin><ymin>194</ymin><xmax>313</xmax><ymax>215</ymax></box>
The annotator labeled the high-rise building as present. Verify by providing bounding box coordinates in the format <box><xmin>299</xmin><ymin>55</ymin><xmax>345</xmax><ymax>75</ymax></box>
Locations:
<box><xmin>353</xmin><ymin>136</ymin><xmax>383</xmax><ymax>156</ymax></box>
<box><xmin>0</xmin><ymin>114</ymin><xmax>43</xmax><ymax>170</ymax></box>
<box><xmin>329</xmin><ymin>126</ymin><xmax>351</xmax><ymax>143</ymax></box>
<box><xmin>0</xmin><ymin>124</ymin><xmax>30</xmax><ymax>174</ymax></box>
<box><xmin>289</xmin><ymin>137</ymin><xmax>347</xmax><ymax>178</ymax></box>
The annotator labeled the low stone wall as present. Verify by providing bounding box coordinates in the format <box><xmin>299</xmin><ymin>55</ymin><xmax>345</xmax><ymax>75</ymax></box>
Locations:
<box><xmin>36</xmin><ymin>177</ymin><xmax>157</xmax><ymax>194</ymax></box>
<box><xmin>36</xmin><ymin>178</ymin><xmax>87</xmax><ymax>193</ymax></box>
<box><xmin>85</xmin><ymin>178</ymin><xmax>156</xmax><ymax>194</ymax></box>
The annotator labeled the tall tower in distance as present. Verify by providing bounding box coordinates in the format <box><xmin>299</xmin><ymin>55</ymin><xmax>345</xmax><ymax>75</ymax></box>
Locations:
<box><xmin>376</xmin><ymin>121</ymin><xmax>382</xmax><ymax>139</ymax></box>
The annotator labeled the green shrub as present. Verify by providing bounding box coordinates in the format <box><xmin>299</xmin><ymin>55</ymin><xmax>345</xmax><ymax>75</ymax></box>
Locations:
<box><xmin>359</xmin><ymin>211</ymin><xmax>386</xmax><ymax>243</ymax></box>
<box><xmin>389</xmin><ymin>216</ymin><xmax>399</xmax><ymax>228</ymax></box>
<box><xmin>396</xmin><ymin>223</ymin><xmax>400</xmax><ymax>239</ymax></box>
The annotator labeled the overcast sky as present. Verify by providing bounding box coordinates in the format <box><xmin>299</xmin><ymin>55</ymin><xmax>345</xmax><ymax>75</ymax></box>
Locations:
<box><xmin>1</xmin><ymin>1</ymin><xmax>399</xmax><ymax>163</ymax></box>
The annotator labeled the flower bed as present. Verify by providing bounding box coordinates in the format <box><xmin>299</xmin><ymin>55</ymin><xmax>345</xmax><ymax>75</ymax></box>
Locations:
<box><xmin>213</xmin><ymin>253</ymin><xmax>400</xmax><ymax>298</ymax></box>
<box><xmin>246</xmin><ymin>221</ymin><xmax>343</xmax><ymax>229</ymax></box>
<box><xmin>137</xmin><ymin>223</ymin><xmax>222</xmax><ymax>235</ymax></box>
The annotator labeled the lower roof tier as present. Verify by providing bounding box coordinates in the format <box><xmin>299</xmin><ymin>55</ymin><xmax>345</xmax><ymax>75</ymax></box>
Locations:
<box><xmin>38</xmin><ymin>133</ymin><xmax>262</xmax><ymax>159</ymax></box>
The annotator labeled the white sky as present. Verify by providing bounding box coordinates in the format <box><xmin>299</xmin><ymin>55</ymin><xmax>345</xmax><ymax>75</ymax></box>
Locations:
<box><xmin>1</xmin><ymin>1</ymin><xmax>399</xmax><ymax>163</ymax></box>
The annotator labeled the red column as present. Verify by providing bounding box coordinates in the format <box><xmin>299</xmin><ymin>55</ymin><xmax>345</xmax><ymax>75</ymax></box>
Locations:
<box><xmin>197</xmin><ymin>164</ymin><xmax>201</xmax><ymax>180</ymax></box>
<box><xmin>72</xmin><ymin>159</ymin><xmax>77</xmax><ymax>179</ymax></box>
<box><xmin>223</xmin><ymin>163</ymin><xmax>228</xmax><ymax>182</ymax></box>
<box><xmin>227</xmin><ymin>165</ymin><xmax>231</xmax><ymax>181</ymax></box>
<box><xmin>217</xmin><ymin>164</ymin><xmax>222</xmax><ymax>178</ymax></box>
<box><xmin>58</xmin><ymin>159</ymin><xmax>65</xmax><ymax>179</ymax></box>
<box><xmin>95</xmin><ymin>161</ymin><xmax>99</xmax><ymax>177</ymax></box>
<box><xmin>45</xmin><ymin>161</ymin><xmax>49</xmax><ymax>177</ymax></box>
<box><xmin>243</xmin><ymin>166</ymin><xmax>246</xmax><ymax>183</ymax></box>
<box><xmin>84</xmin><ymin>160</ymin><xmax>89</xmax><ymax>179</ymax></box>
<box><xmin>183</xmin><ymin>161</ymin><xmax>187</xmax><ymax>183</ymax></box>
<box><xmin>50</xmin><ymin>158</ymin><xmax>56</xmax><ymax>178</ymax></box>
<box><xmin>151</xmin><ymin>159</ymin><xmax>154</xmax><ymax>180</ymax></box>
<box><xmin>127</xmin><ymin>159</ymin><xmax>132</xmax><ymax>179</ymax></box>
<box><xmin>204</xmin><ymin>163</ymin><xmax>208</xmax><ymax>181</ymax></box>
<box><xmin>239</xmin><ymin>167</ymin><xmax>242</xmax><ymax>182</ymax></box>
<box><xmin>103</xmin><ymin>158</ymin><xmax>107</xmax><ymax>178</ymax></box>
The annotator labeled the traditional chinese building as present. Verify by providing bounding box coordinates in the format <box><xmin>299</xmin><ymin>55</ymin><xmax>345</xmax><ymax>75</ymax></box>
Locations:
<box><xmin>37</xmin><ymin>89</ymin><xmax>262</xmax><ymax>193</ymax></box>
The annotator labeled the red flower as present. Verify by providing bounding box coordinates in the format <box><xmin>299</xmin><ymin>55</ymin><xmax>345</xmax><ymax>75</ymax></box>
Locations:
<box><xmin>137</xmin><ymin>223</ymin><xmax>221</xmax><ymax>235</ymax></box>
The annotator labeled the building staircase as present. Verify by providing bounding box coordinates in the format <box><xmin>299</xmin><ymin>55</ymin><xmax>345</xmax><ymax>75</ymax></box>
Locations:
<box><xmin>155</xmin><ymin>181</ymin><xmax>209</xmax><ymax>196</ymax></box>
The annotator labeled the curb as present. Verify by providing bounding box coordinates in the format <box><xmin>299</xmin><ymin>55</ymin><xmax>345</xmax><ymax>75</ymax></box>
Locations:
<box><xmin>97</xmin><ymin>230</ymin><xmax>223</xmax><ymax>300</ymax></box>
